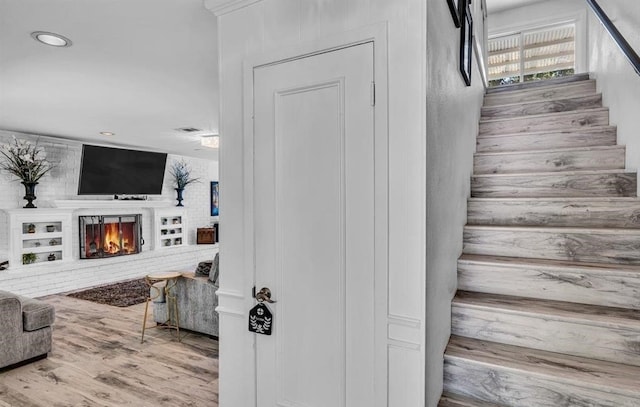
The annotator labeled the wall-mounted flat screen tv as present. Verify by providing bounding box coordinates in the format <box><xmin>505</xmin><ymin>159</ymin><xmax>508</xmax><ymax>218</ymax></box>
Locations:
<box><xmin>78</xmin><ymin>145</ymin><xmax>167</xmax><ymax>195</ymax></box>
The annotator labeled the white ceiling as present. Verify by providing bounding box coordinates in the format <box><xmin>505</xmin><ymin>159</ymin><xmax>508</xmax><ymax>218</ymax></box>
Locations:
<box><xmin>0</xmin><ymin>0</ymin><xmax>219</xmax><ymax>160</ymax></box>
<box><xmin>485</xmin><ymin>0</ymin><xmax>550</xmax><ymax>15</ymax></box>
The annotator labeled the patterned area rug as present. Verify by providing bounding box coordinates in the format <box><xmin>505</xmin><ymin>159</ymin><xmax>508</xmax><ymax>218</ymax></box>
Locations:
<box><xmin>67</xmin><ymin>278</ymin><xmax>148</xmax><ymax>307</ymax></box>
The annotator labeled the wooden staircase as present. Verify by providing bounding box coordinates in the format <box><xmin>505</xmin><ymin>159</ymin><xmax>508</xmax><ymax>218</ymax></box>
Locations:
<box><xmin>440</xmin><ymin>73</ymin><xmax>640</xmax><ymax>406</ymax></box>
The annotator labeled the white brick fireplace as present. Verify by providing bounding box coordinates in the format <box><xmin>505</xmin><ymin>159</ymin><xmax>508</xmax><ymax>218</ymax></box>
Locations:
<box><xmin>0</xmin><ymin>131</ymin><xmax>219</xmax><ymax>298</ymax></box>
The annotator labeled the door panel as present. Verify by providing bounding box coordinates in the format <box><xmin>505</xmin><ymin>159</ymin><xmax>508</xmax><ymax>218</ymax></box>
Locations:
<box><xmin>254</xmin><ymin>42</ymin><xmax>375</xmax><ymax>407</ymax></box>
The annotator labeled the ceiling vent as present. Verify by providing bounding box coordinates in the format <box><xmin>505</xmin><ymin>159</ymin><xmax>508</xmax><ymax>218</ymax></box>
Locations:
<box><xmin>176</xmin><ymin>127</ymin><xmax>202</xmax><ymax>133</ymax></box>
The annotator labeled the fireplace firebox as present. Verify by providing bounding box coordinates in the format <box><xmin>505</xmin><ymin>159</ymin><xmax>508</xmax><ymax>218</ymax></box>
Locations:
<box><xmin>79</xmin><ymin>215</ymin><xmax>143</xmax><ymax>259</ymax></box>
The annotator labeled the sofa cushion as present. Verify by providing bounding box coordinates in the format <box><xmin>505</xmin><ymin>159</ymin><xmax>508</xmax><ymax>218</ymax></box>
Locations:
<box><xmin>209</xmin><ymin>253</ymin><xmax>219</xmax><ymax>286</ymax></box>
<box><xmin>20</xmin><ymin>297</ymin><xmax>55</xmax><ymax>332</ymax></box>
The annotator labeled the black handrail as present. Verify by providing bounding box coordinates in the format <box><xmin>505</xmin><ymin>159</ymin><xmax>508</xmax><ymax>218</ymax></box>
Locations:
<box><xmin>586</xmin><ymin>0</ymin><xmax>640</xmax><ymax>76</ymax></box>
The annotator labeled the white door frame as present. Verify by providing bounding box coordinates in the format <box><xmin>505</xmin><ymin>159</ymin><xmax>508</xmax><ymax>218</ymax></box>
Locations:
<box><xmin>242</xmin><ymin>22</ymin><xmax>389</xmax><ymax>407</ymax></box>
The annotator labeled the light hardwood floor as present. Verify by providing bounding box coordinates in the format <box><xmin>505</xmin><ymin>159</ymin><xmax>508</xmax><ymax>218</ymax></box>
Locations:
<box><xmin>0</xmin><ymin>295</ymin><xmax>218</xmax><ymax>407</ymax></box>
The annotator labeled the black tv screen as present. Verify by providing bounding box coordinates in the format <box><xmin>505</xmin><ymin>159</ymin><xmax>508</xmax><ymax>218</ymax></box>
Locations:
<box><xmin>78</xmin><ymin>145</ymin><xmax>167</xmax><ymax>195</ymax></box>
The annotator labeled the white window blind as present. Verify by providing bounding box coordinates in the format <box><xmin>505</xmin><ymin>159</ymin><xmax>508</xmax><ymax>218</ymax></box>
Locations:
<box><xmin>488</xmin><ymin>23</ymin><xmax>576</xmax><ymax>86</ymax></box>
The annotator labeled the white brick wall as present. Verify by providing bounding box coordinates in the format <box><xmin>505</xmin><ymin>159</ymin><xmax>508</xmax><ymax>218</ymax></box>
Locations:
<box><xmin>0</xmin><ymin>244</ymin><xmax>218</xmax><ymax>298</ymax></box>
<box><xmin>0</xmin><ymin>130</ymin><xmax>219</xmax><ymax>297</ymax></box>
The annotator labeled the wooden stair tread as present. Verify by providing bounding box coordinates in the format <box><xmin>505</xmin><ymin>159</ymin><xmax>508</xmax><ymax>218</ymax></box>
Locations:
<box><xmin>459</xmin><ymin>253</ymin><xmax>640</xmax><ymax>273</ymax></box>
<box><xmin>474</xmin><ymin>145</ymin><xmax>624</xmax><ymax>157</ymax></box>
<box><xmin>463</xmin><ymin>226</ymin><xmax>640</xmax><ymax>265</ymax></box>
<box><xmin>473</xmin><ymin>145</ymin><xmax>625</xmax><ymax>174</ymax></box>
<box><xmin>467</xmin><ymin>196</ymin><xmax>640</xmax><ymax>228</ymax></box>
<box><xmin>472</xmin><ymin>169</ymin><xmax>636</xmax><ymax>178</ymax></box>
<box><xmin>481</xmin><ymin>94</ymin><xmax>602</xmax><ymax>119</ymax></box>
<box><xmin>464</xmin><ymin>224</ymin><xmax>640</xmax><ymax>234</ymax></box>
<box><xmin>471</xmin><ymin>171</ymin><xmax>637</xmax><ymax>198</ymax></box>
<box><xmin>457</xmin><ymin>254</ymin><xmax>640</xmax><ymax>310</ymax></box>
<box><xmin>476</xmin><ymin>125</ymin><xmax>616</xmax><ymax>139</ymax></box>
<box><xmin>479</xmin><ymin>107</ymin><xmax>608</xmax><ymax>124</ymax></box>
<box><xmin>453</xmin><ymin>291</ymin><xmax>640</xmax><ymax>328</ymax></box>
<box><xmin>472</xmin><ymin>168</ymin><xmax>630</xmax><ymax>178</ymax></box>
<box><xmin>439</xmin><ymin>393</ymin><xmax>505</xmax><ymax>407</ymax></box>
<box><xmin>476</xmin><ymin>127</ymin><xmax>617</xmax><ymax>154</ymax></box>
<box><xmin>485</xmin><ymin>73</ymin><xmax>590</xmax><ymax>94</ymax></box>
<box><xmin>468</xmin><ymin>196</ymin><xmax>640</xmax><ymax>202</ymax></box>
<box><xmin>483</xmin><ymin>80</ymin><xmax>597</xmax><ymax>106</ymax></box>
<box><xmin>445</xmin><ymin>335</ymin><xmax>640</xmax><ymax>395</ymax></box>
<box><xmin>482</xmin><ymin>93</ymin><xmax>600</xmax><ymax>110</ymax></box>
<box><xmin>479</xmin><ymin>109</ymin><xmax>610</xmax><ymax>138</ymax></box>
<box><xmin>485</xmin><ymin>79</ymin><xmax>594</xmax><ymax>98</ymax></box>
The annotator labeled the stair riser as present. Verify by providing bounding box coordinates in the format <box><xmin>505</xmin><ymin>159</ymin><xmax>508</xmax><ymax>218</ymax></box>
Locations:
<box><xmin>439</xmin><ymin>394</ymin><xmax>499</xmax><ymax>407</ymax></box>
<box><xmin>479</xmin><ymin>109</ymin><xmax>609</xmax><ymax>136</ymax></box>
<box><xmin>444</xmin><ymin>357</ymin><xmax>639</xmax><ymax>407</ymax></box>
<box><xmin>464</xmin><ymin>228</ymin><xmax>640</xmax><ymax>264</ymax></box>
<box><xmin>458</xmin><ymin>261</ymin><xmax>640</xmax><ymax>309</ymax></box>
<box><xmin>481</xmin><ymin>94</ymin><xmax>602</xmax><ymax>120</ymax></box>
<box><xmin>471</xmin><ymin>172</ymin><xmax>637</xmax><ymax>198</ymax></box>
<box><xmin>468</xmin><ymin>199</ymin><xmax>640</xmax><ymax>228</ymax></box>
<box><xmin>486</xmin><ymin>73</ymin><xmax>590</xmax><ymax>94</ymax></box>
<box><xmin>483</xmin><ymin>81</ymin><xmax>597</xmax><ymax>106</ymax></box>
<box><xmin>476</xmin><ymin>128</ymin><xmax>617</xmax><ymax>153</ymax></box>
<box><xmin>474</xmin><ymin>147</ymin><xmax>625</xmax><ymax>174</ymax></box>
<box><xmin>452</xmin><ymin>305</ymin><xmax>640</xmax><ymax>367</ymax></box>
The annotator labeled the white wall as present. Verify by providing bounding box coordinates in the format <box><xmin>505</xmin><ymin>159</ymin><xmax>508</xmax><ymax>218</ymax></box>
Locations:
<box><xmin>588</xmin><ymin>0</ymin><xmax>640</xmax><ymax>177</ymax></box>
<box><xmin>425</xmin><ymin>1</ymin><xmax>485</xmax><ymax>406</ymax></box>
<box><xmin>0</xmin><ymin>130</ymin><xmax>219</xmax><ymax>297</ymax></box>
<box><xmin>210</xmin><ymin>0</ymin><xmax>427</xmax><ymax>405</ymax></box>
<box><xmin>210</xmin><ymin>0</ymin><xmax>487</xmax><ymax>405</ymax></box>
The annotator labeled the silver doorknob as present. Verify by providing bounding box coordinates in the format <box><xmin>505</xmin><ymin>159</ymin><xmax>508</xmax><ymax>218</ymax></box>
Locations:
<box><xmin>256</xmin><ymin>287</ymin><xmax>276</xmax><ymax>303</ymax></box>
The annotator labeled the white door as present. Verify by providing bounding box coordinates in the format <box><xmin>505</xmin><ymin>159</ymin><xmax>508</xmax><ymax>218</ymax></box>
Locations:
<box><xmin>253</xmin><ymin>42</ymin><xmax>378</xmax><ymax>407</ymax></box>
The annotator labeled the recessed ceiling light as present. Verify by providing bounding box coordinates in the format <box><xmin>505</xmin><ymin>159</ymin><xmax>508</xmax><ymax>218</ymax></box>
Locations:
<box><xmin>201</xmin><ymin>135</ymin><xmax>220</xmax><ymax>149</ymax></box>
<box><xmin>100</xmin><ymin>132</ymin><xmax>115</xmax><ymax>136</ymax></box>
<box><xmin>31</xmin><ymin>31</ymin><xmax>72</xmax><ymax>47</ymax></box>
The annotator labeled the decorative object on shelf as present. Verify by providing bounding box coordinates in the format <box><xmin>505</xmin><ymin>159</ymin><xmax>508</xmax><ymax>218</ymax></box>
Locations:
<box><xmin>197</xmin><ymin>227</ymin><xmax>216</xmax><ymax>244</ymax></box>
<box><xmin>175</xmin><ymin>188</ymin><xmax>184</xmax><ymax>207</ymax></box>
<box><xmin>47</xmin><ymin>253</ymin><xmax>56</xmax><ymax>261</ymax></box>
<box><xmin>49</xmin><ymin>239</ymin><xmax>58</xmax><ymax>246</ymax></box>
<box><xmin>27</xmin><ymin>223</ymin><xmax>36</xmax><ymax>233</ymax></box>
<box><xmin>164</xmin><ymin>240</ymin><xmax>172</xmax><ymax>246</ymax></box>
<box><xmin>210</xmin><ymin>181</ymin><xmax>219</xmax><ymax>216</ymax></box>
<box><xmin>169</xmin><ymin>159</ymin><xmax>199</xmax><ymax>207</ymax></box>
<box><xmin>22</xmin><ymin>252</ymin><xmax>37</xmax><ymax>265</ymax></box>
<box><xmin>0</xmin><ymin>136</ymin><xmax>54</xmax><ymax>208</ymax></box>
<box><xmin>34</xmin><ymin>242</ymin><xmax>41</xmax><ymax>247</ymax></box>
<box><xmin>46</xmin><ymin>224</ymin><xmax>55</xmax><ymax>232</ymax></box>
<box><xmin>22</xmin><ymin>181</ymin><xmax>39</xmax><ymax>208</ymax></box>
<box><xmin>173</xmin><ymin>218</ymin><xmax>179</xmax><ymax>224</ymax></box>
<box><xmin>174</xmin><ymin>238</ymin><xmax>182</xmax><ymax>245</ymax></box>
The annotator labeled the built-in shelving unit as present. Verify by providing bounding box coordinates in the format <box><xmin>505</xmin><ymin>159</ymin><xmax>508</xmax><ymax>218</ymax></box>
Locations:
<box><xmin>6</xmin><ymin>209</ymin><xmax>73</xmax><ymax>268</ymax></box>
<box><xmin>153</xmin><ymin>208</ymin><xmax>187</xmax><ymax>249</ymax></box>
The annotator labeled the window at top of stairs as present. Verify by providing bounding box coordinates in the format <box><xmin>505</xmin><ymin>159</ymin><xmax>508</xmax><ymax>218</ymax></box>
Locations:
<box><xmin>488</xmin><ymin>23</ymin><xmax>576</xmax><ymax>87</ymax></box>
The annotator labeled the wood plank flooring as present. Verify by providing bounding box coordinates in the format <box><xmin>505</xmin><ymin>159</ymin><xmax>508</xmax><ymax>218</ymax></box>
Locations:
<box><xmin>0</xmin><ymin>295</ymin><xmax>218</xmax><ymax>407</ymax></box>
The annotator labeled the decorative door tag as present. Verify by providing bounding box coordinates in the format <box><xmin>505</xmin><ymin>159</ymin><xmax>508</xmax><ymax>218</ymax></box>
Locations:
<box><xmin>249</xmin><ymin>303</ymin><xmax>273</xmax><ymax>335</ymax></box>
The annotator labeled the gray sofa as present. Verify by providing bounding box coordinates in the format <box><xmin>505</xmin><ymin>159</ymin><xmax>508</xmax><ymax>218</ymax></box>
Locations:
<box><xmin>0</xmin><ymin>290</ymin><xmax>55</xmax><ymax>370</ymax></box>
<box><xmin>152</xmin><ymin>272</ymin><xmax>219</xmax><ymax>337</ymax></box>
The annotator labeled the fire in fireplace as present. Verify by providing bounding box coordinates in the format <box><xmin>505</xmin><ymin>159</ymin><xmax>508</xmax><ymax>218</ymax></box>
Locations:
<box><xmin>79</xmin><ymin>215</ymin><xmax>143</xmax><ymax>259</ymax></box>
